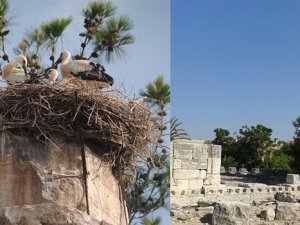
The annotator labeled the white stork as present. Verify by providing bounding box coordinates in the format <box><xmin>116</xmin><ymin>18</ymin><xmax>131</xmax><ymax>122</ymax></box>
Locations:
<box><xmin>1</xmin><ymin>55</ymin><xmax>29</xmax><ymax>85</ymax></box>
<box><xmin>45</xmin><ymin>69</ymin><xmax>58</xmax><ymax>84</ymax></box>
<box><xmin>53</xmin><ymin>51</ymin><xmax>114</xmax><ymax>89</ymax></box>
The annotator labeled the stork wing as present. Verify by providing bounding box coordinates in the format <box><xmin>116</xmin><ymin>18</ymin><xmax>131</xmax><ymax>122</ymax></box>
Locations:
<box><xmin>68</xmin><ymin>60</ymin><xmax>113</xmax><ymax>86</ymax></box>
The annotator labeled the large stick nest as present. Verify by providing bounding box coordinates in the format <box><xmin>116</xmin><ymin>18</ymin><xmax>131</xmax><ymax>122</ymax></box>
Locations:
<box><xmin>0</xmin><ymin>83</ymin><xmax>156</xmax><ymax>166</ymax></box>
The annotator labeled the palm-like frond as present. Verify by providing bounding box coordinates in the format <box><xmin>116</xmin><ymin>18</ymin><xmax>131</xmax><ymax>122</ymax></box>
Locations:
<box><xmin>140</xmin><ymin>75</ymin><xmax>170</xmax><ymax>107</ymax></box>
<box><xmin>142</xmin><ymin>217</ymin><xmax>162</xmax><ymax>225</ymax></box>
<box><xmin>94</xmin><ymin>15</ymin><xmax>134</xmax><ymax>63</ymax></box>
<box><xmin>0</xmin><ymin>0</ymin><xmax>8</xmax><ymax>20</ymax></box>
<box><xmin>83</xmin><ymin>1</ymin><xmax>116</xmax><ymax>20</ymax></box>
<box><xmin>25</xmin><ymin>28</ymin><xmax>46</xmax><ymax>47</ymax></box>
<box><xmin>170</xmin><ymin>117</ymin><xmax>190</xmax><ymax>141</ymax></box>
<box><xmin>41</xmin><ymin>17</ymin><xmax>72</xmax><ymax>41</ymax></box>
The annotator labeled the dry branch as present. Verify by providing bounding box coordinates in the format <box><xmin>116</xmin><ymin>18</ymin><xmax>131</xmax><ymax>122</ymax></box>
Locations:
<box><xmin>0</xmin><ymin>82</ymin><xmax>156</xmax><ymax>167</ymax></box>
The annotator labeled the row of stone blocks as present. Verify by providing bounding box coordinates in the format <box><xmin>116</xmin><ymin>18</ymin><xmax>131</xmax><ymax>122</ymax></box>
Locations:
<box><xmin>172</xmin><ymin>140</ymin><xmax>221</xmax><ymax>171</ymax></box>
<box><xmin>204</xmin><ymin>185</ymin><xmax>300</xmax><ymax>196</ymax></box>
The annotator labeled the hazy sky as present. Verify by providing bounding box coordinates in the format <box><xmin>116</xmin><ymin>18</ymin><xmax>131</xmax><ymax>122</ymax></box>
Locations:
<box><xmin>172</xmin><ymin>0</ymin><xmax>300</xmax><ymax>141</ymax></box>
<box><xmin>5</xmin><ymin>0</ymin><xmax>170</xmax><ymax>224</ymax></box>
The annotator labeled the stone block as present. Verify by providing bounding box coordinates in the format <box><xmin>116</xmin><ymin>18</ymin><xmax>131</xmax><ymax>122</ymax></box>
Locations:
<box><xmin>286</xmin><ymin>174</ymin><xmax>300</xmax><ymax>184</ymax></box>
<box><xmin>238</xmin><ymin>168</ymin><xmax>248</xmax><ymax>176</ymax></box>
<box><xmin>220</xmin><ymin>166</ymin><xmax>226</xmax><ymax>174</ymax></box>
<box><xmin>228</xmin><ymin>167</ymin><xmax>237</xmax><ymax>175</ymax></box>
<box><xmin>173</xmin><ymin>169</ymin><xmax>200</xmax><ymax>180</ymax></box>
<box><xmin>189</xmin><ymin>179</ymin><xmax>203</xmax><ymax>190</ymax></box>
<box><xmin>208</xmin><ymin>145</ymin><xmax>222</xmax><ymax>158</ymax></box>
<box><xmin>173</xmin><ymin>148</ymin><xmax>193</xmax><ymax>160</ymax></box>
<box><xmin>207</xmin><ymin>157</ymin><xmax>221</xmax><ymax>174</ymax></box>
<box><xmin>200</xmin><ymin>170</ymin><xmax>207</xmax><ymax>179</ymax></box>
<box><xmin>173</xmin><ymin>159</ymin><xmax>182</xmax><ymax>169</ymax></box>
<box><xmin>181</xmin><ymin>160</ymin><xmax>202</xmax><ymax>170</ymax></box>
<box><xmin>174</xmin><ymin>179</ymin><xmax>189</xmax><ymax>190</ymax></box>
<box><xmin>261</xmin><ymin>208</ymin><xmax>275</xmax><ymax>221</ymax></box>
<box><xmin>251</xmin><ymin>168</ymin><xmax>260</xmax><ymax>174</ymax></box>
<box><xmin>204</xmin><ymin>174</ymin><xmax>220</xmax><ymax>185</ymax></box>
<box><xmin>192</xmin><ymin>144</ymin><xmax>208</xmax><ymax>159</ymax></box>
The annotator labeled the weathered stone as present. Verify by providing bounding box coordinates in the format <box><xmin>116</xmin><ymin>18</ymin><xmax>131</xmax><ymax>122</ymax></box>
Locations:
<box><xmin>274</xmin><ymin>191</ymin><xmax>295</xmax><ymax>202</ymax></box>
<box><xmin>181</xmin><ymin>160</ymin><xmax>203</xmax><ymax>170</ymax></box>
<box><xmin>173</xmin><ymin>159</ymin><xmax>182</xmax><ymax>169</ymax></box>
<box><xmin>173</xmin><ymin>169</ymin><xmax>200</xmax><ymax>180</ymax></box>
<box><xmin>286</xmin><ymin>174</ymin><xmax>300</xmax><ymax>184</ymax></box>
<box><xmin>200</xmin><ymin>169</ymin><xmax>207</xmax><ymax>179</ymax></box>
<box><xmin>228</xmin><ymin>167</ymin><xmax>237</xmax><ymax>175</ymax></box>
<box><xmin>238</xmin><ymin>168</ymin><xmax>248</xmax><ymax>176</ymax></box>
<box><xmin>220</xmin><ymin>166</ymin><xmax>226</xmax><ymax>174</ymax></box>
<box><xmin>0</xmin><ymin>203</ymin><xmax>102</xmax><ymax>225</ymax></box>
<box><xmin>173</xmin><ymin>148</ymin><xmax>193</xmax><ymax>159</ymax></box>
<box><xmin>209</xmin><ymin>145</ymin><xmax>222</xmax><ymax>158</ymax></box>
<box><xmin>173</xmin><ymin>179</ymin><xmax>189</xmax><ymax>190</ymax></box>
<box><xmin>251</xmin><ymin>168</ymin><xmax>260</xmax><ymax>174</ymax></box>
<box><xmin>0</xmin><ymin>132</ymin><xmax>126</xmax><ymax>224</ymax></box>
<box><xmin>192</xmin><ymin>144</ymin><xmax>208</xmax><ymax>159</ymax></box>
<box><xmin>275</xmin><ymin>202</ymin><xmax>300</xmax><ymax>220</ymax></box>
<box><xmin>189</xmin><ymin>179</ymin><xmax>203</xmax><ymax>190</ymax></box>
<box><xmin>260</xmin><ymin>208</ymin><xmax>275</xmax><ymax>221</ymax></box>
<box><xmin>212</xmin><ymin>201</ymin><xmax>250</xmax><ymax>225</ymax></box>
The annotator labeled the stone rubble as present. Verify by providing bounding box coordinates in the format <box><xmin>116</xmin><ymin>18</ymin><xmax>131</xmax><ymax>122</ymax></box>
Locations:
<box><xmin>171</xmin><ymin>139</ymin><xmax>300</xmax><ymax>225</ymax></box>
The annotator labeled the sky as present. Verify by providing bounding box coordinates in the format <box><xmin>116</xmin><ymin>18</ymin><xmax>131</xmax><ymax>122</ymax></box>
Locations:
<box><xmin>4</xmin><ymin>0</ymin><xmax>170</xmax><ymax>224</ymax></box>
<box><xmin>172</xmin><ymin>0</ymin><xmax>300</xmax><ymax>141</ymax></box>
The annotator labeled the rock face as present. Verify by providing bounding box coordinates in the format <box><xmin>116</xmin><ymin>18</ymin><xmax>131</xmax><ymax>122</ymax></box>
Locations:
<box><xmin>286</xmin><ymin>174</ymin><xmax>300</xmax><ymax>184</ymax></box>
<box><xmin>0</xmin><ymin>203</ymin><xmax>101</xmax><ymax>225</ymax></box>
<box><xmin>212</xmin><ymin>201</ymin><xmax>250</xmax><ymax>225</ymax></box>
<box><xmin>171</xmin><ymin>140</ymin><xmax>222</xmax><ymax>207</ymax></box>
<box><xmin>274</xmin><ymin>192</ymin><xmax>295</xmax><ymax>202</ymax></box>
<box><xmin>0</xmin><ymin>132</ymin><xmax>127</xmax><ymax>225</ymax></box>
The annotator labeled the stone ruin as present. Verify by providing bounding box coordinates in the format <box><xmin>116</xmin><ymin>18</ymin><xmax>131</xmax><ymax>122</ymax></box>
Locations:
<box><xmin>0</xmin><ymin>132</ymin><xmax>127</xmax><ymax>225</ymax></box>
<box><xmin>0</xmin><ymin>85</ymin><xmax>155</xmax><ymax>225</ymax></box>
<box><xmin>171</xmin><ymin>139</ymin><xmax>300</xmax><ymax>225</ymax></box>
<box><xmin>171</xmin><ymin>139</ymin><xmax>223</xmax><ymax>207</ymax></box>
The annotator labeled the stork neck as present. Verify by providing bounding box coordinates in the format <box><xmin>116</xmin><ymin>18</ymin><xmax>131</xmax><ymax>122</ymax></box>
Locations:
<box><xmin>61</xmin><ymin>54</ymin><xmax>71</xmax><ymax>65</ymax></box>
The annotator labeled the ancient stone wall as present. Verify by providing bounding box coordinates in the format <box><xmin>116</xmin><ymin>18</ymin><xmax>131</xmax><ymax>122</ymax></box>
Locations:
<box><xmin>0</xmin><ymin>132</ymin><xmax>127</xmax><ymax>225</ymax></box>
<box><xmin>171</xmin><ymin>139</ymin><xmax>222</xmax><ymax>206</ymax></box>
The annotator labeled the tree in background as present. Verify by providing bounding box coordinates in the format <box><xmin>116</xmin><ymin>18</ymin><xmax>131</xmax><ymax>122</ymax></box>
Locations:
<box><xmin>213</xmin><ymin>124</ymin><xmax>294</xmax><ymax>173</ymax></box>
<box><xmin>286</xmin><ymin>117</ymin><xmax>300</xmax><ymax>173</ymax></box>
<box><xmin>41</xmin><ymin>17</ymin><xmax>72</xmax><ymax>66</ymax></box>
<box><xmin>236</xmin><ymin>125</ymin><xmax>273</xmax><ymax>168</ymax></box>
<box><xmin>0</xmin><ymin>0</ymin><xmax>10</xmax><ymax>62</ymax></box>
<box><xmin>81</xmin><ymin>1</ymin><xmax>134</xmax><ymax>62</ymax></box>
<box><xmin>12</xmin><ymin>0</ymin><xmax>134</xmax><ymax>74</ymax></box>
<box><xmin>126</xmin><ymin>75</ymin><xmax>170</xmax><ymax>223</ymax></box>
<box><xmin>142</xmin><ymin>217</ymin><xmax>162</xmax><ymax>225</ymax></box>
<box><xmin>170</xmin><ymin>117</ymin><xmax>190</xmax><ymax>141</ymax></box>
<box><xmin>212</xmin><ymin>128</ymin><xmax>236</xmax><ymax>156</ymax></box>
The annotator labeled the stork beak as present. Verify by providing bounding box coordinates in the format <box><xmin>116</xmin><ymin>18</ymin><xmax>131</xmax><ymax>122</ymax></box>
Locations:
<box><xmin>52</xmin><ymin>56</ymin><xmax>62</xmax><ymax>69</ymax></box>
<box><xmin>22</xmin><ymin>64</ymin><xmax>28</xmax><ymax>77</ymax></box>
<box><xmin>44</xmin><ymin>72</ymin><xmax>49</xmax><ymax>79</ymax></box>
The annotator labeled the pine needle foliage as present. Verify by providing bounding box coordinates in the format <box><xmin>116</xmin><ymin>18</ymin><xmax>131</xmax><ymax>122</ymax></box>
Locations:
<box><xmin>83</xmin><ymin>1</ymin><xmax>116</xmax><ymax>21</ymax></box>
<box><xmin>41</xmin><ymin>17</ymin><xmax>72</xmax><ymax>41</ymax></box>
<box><xmin>142</xmin><ymin>216</ymin><xmax>162</xmax><ymax>225</ymax></box>
<box><xmin>140</xmin><ymin>75</ymin><xmax>170</xmax><ymax>108</ymax></box>
<box><xmin>94</xmin><ymin>15</ymin><xmax>134</xmax><ymax>63</ymax></box>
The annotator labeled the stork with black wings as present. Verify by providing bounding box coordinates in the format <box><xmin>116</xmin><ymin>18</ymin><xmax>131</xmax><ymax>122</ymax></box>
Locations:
<box><xmin>53</xmin><ymin>51</ymin><xmax>114</xmax><ymax>90</ymax></box>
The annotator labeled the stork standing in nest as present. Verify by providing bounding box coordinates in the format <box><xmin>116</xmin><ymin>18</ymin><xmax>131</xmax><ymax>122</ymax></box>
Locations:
<box><xmin>1</xmin><ymin>55</ymin><xmax>29</xmax><ymax>85</ymax></box>
<box><xmin>53</xmin><ymin>51</ymin><xmax>114</xmax><ymax>90</ymax></box>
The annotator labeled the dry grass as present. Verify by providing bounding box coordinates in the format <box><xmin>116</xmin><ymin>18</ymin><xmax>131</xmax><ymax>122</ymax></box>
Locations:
<box><xmin>0</xmin><ymin>81</ymin><xmax>156</xmax><ymax>167</ymax></box>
